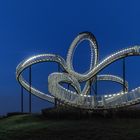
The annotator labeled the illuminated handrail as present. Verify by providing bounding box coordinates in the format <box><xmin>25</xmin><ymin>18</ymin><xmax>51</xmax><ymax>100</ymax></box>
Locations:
<box><xmin>16</xmin><ymin>32</ymin><xmax>140</xmax><ymax>109</ymax></box>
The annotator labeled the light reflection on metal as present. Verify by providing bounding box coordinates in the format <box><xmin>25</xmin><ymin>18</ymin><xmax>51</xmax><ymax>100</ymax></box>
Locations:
<box><xmin>16</xmin><ymin>32</ymin><xmax>140</xmax><ymax>109</ymax></box>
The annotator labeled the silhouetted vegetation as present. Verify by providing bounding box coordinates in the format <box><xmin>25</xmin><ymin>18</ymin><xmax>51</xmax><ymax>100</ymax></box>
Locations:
<box><xmin>42</xmin><ymin>105</ymin><xmax>140</xmax><ymax>119</ymax></box>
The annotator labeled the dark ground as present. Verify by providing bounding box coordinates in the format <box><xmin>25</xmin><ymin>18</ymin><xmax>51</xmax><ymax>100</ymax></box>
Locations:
<box><xmin>0</xmin><ymin>108</ymin><xmax>140</xmax><ymax>140</ymax></box>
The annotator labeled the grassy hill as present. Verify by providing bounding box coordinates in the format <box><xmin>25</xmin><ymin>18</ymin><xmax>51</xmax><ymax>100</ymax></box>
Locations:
<box><xmin>0</xmin><ymin>114</ymin><xmax>140</xmax><ymax>140</ymax></box>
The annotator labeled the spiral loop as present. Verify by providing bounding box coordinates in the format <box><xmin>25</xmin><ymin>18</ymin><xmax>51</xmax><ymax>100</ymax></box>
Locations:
<box><xmin>16</xmin><ymin>32</ymin><xmax>140</xmax><ymax>109</ymax></box>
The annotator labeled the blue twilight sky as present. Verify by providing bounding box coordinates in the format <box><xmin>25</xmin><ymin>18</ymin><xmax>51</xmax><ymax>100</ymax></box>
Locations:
<box><xmin>0</xmin><ymin>0</ymin><xmax>140</xmax><ymax>115</ymax></box>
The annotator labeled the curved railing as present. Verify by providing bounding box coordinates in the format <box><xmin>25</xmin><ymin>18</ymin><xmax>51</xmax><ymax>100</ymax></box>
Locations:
<box><xmin>16</xmin><ymin>32</ymin><xmax>140</xmax><ymax>109</ymax></box>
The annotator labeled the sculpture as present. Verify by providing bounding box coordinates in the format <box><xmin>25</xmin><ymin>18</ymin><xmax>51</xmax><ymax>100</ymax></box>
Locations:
<box><xmin>16</xmin><ymin>32</ymin><xmax>140</xmax><ymax>109</ymax></box>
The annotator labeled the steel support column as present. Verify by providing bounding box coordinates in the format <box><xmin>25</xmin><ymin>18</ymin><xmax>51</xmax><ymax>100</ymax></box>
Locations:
<box><xmin>68</xmin><ymin>84</ymin><xmax>70</xmax><ymax>90</ymax></box>
<box><xmin>54</xmin><ymin>63</ymin><xmax>61</xmax><ymax>107</ymax></box>
<box><xmin>123</xmin><ymin>58</ymin><xmax>126</xmax><ymax>93</ymax></box>
<box><xmin>90</xmin><ymin>80</ymin><xmax>92</xmax><ymax>95</ymax></box>
<box><xmin>95</xmin><ymin>76</ymin><xmax>98</xmax><ymax>96</ymax></box>
<box><xmin>21</xmin><ymin>86</ymin><xmax>23</xmax><ymax>113</ymax></box>
<box><xmin>29</xmin><ymin>66</ymin><xmax>32</xmax><ymax>113</ymax></box>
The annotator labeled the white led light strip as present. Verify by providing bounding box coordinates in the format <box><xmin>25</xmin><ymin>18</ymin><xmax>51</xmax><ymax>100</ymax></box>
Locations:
<box><xmin>16</xmin><ymin>32</ymin><xmax>140</xmax><ymax>109</ymax></box>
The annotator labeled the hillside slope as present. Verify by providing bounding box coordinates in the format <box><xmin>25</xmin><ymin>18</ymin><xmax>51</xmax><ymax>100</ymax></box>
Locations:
<box><xmin>0</xmin><ymin>114</ymin><xmax>140</xmax><ymax>140</ymax></box>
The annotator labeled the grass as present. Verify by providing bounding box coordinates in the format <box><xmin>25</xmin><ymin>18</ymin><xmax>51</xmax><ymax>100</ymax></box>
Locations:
<box><xmin>0</xmin><ymin>114</ymin><xmax>140</xmax><ymax>140</ymax></box>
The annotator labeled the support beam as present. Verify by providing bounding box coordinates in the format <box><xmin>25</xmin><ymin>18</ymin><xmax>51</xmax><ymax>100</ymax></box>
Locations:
<box><xmin>29</xmin><ymin>66</ymin><xmax>32</xmax><ymax>113</ymax></box>
<box><xmin>54</xmin><ymin>98</ymin><xmax>57</xmax><ymax>108</ymax></box>
<box><xmin>21</xmin><ymin>86</ymin><xmax>23</xmax><ymax>113</ymax></box>
<box><xmin>68</xmin><ymin>83</ymin><xmax>70</xmax><ymax>90</ymax></box>
<box><xmin>94</xmin><ymin>76</ymin><xmax>98</xmax><ymax>107</ymax></box>
<box><xmin>54</xmin><ymin>63</ymin><xmax>61</xmax><ymax>107</ymax></box>
<box><xmin>58</xmin><ymin>63</ymin><xmax>61</xmax><ymax>72</ymax></box>
<box><xmin>95</xmin><ymin>76</ymin><xmax>98</xmax><ymax>96</ymax></box>
<box><xmin>90</xmin><ymin>80</ymin><xmax>92</xmax><ymax>95</ymax></box>
<box><xmin>123</xmin><ymin>58</ymin><xmax>126</xmax><ymax>93</ymax></box>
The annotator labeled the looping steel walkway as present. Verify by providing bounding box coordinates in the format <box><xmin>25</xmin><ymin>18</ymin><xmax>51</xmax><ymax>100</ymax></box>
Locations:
<box><xmin>16</xmin><ymin>32</ymin><xmax>140</xmax><ymax>109</ymax></box>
